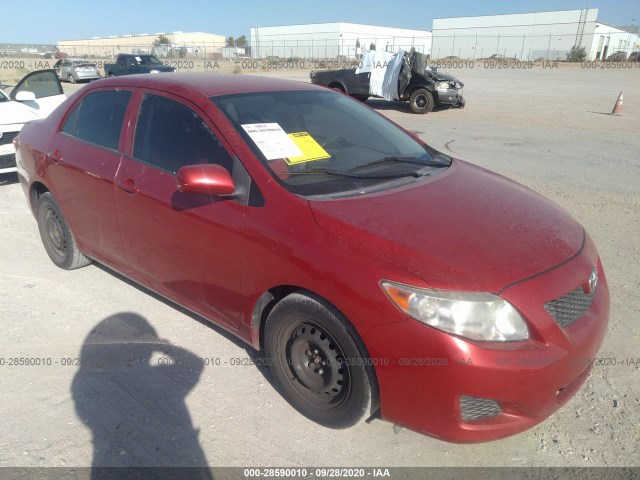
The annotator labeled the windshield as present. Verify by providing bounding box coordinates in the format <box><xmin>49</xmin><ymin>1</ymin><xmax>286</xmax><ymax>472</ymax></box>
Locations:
<box><xmin>137</xmin><ymin>55</ymin><xmax>162</xmax><ymax>65</ymax></box>
<box><xmin>212</xmin><ymin>90</ymin><xmax>450</xmax><ymax>196</ymax></box>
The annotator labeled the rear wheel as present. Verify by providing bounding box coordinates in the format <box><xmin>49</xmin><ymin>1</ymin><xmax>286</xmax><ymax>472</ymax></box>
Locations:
<box><xmin>36</xmin><ymin>192</ymin><xmax>91</xmax><ymax>270</ymax></box>
<box><xmin>352</xmin><ymin>94</ymin><xmax>369</xmax><ymax>103</ymax></box>
<box><xmin>409</xmin><ymin>88</ymin><xmax>434</xmax><ymax>114</ymax></box>
<box><xmin>328</xmin><ymin>83</ymin><xmax>346</xmax><ymax>93</ymax></box>
<box><xmin>265</xmin><ymin>292</ymin><xmax>376</xmax><ymax>428</ymax></box>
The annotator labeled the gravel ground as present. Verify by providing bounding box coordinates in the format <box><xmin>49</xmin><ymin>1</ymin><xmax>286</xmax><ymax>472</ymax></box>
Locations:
<box><xmin>0</xmin><ymin>64</ymin><xmax>638</xmax><ymax>469</ymax></box>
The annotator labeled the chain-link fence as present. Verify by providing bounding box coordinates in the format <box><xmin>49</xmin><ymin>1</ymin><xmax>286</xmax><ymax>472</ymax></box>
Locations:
<box><xmin>431</xmin><ymin>30</ymin><xmax>640</xmax><ymax>61</ymax></box>
<box><xmin>250</xmin><ymin>37</ymin><xmax>431</xmax><ymax>60</ymax></box>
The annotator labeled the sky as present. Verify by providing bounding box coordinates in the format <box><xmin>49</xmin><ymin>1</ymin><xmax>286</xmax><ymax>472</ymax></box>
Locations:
<box><xmin>2</xmin><ymin>0</ymin><xmax>639</xmax><ymax>45</ymax></box>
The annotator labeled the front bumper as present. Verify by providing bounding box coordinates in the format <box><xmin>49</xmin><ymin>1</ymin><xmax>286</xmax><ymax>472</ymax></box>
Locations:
<box><xmin>360</xmin><ymin>236</ymin><xmax>609</xmax><ymax>442</ymax></box>
<box><xmin>436</xmin><ymin>87</ymin><xmax>465</xmax><ymax>107</ymax></box>
<box><xmin>0</xmin><ymin>129</ymin><xmax>19</xmax><ymax>174</ymax></box>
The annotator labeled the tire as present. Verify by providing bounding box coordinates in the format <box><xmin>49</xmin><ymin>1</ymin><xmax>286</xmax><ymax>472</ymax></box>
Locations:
<box><xmin>265</xmin><ymin>292</ymin><xmax>377</xmax><ymax>429</ymax></box>
<box><xmin>69</xmin><ymin>74</ymin><xmax>76</xmax><ymax>84</ymax></box>
<box><xmin>352</xmin><ymin>94</ymin><xmax>369</xmax><ymax>103</ymax></box>
<box><xmin>36</xmin><ymin>192</ymin><xmax>91</xmax><ymax>270</ymax></box>
<box><xmin>328</xmin><ymin>83</ymin><xmax>346</xmax><ymax>93</ymax></box>
<box><xmin>409</xmin><ymin>88</ymin><xmax>434</xmax><ymax>114</ymax></box>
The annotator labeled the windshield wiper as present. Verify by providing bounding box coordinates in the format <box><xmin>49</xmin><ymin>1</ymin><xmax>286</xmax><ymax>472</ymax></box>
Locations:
<box><xmin>349</xmin><ymin>155</ymin><xmax>450</xmax><ymax>171</ymax></box>
<box><xmin>285</xmin><ymin>167</ymin><xmax>417</xmax><ymax>179</ymax></box>
<box><xmin>281</xmin><ymin>154</ymin><xmax>451</xmax><ymax>180</ymax></box>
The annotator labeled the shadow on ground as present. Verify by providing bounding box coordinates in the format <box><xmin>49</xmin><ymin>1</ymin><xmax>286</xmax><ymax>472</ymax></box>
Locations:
<box><xmin>71</xmin><ymin>312</ymin><xmax>215</xmax><ymax>478</ymax></box>
<box><xmin>366</xmin><ymin>99</ymin><xmax>459</xmax><ymax>114</ymax></box>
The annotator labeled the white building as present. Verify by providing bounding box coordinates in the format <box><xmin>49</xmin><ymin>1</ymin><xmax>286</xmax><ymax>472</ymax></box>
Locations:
<box><xmin>250</xmin><ymin>23</ymin><xmax>431</xmax><ymax>59</ymax></box>
<box><xmin>589</xmin><ymin>22</ymin><xmax>640</xmax><ymax>60</ymax></box>
<box><xmin>57</xmin><ymin>32</ymin><xmax>226</xmax><ymax>58</ymax></box>
<box><xmin>432</xmin><ymin>9</ymin><xmax>640</xmax><ymax>61</ymax></box>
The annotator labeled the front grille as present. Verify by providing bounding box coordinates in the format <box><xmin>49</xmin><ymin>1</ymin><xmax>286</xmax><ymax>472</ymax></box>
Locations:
<box><xmin>0</xmin><ymin>131</ymin><xmax>18</xmax><ymax>146</ymax></box>
<box><xmin>545</xmin><ymin>287</ymin><xmax>594</xmax><ymax>328</ymax></box>
<box><xmin>0</xmin><ymin>153</ymin><xmax>16</xmax><ymax>170</ymax></box>
<box><xmin>460</xmin><ymin>395</ymin><xmax>502</xmax><ymax>421</ymax></box>
<box><xmin>0</xmin><ymin>131</ymin><xmax>18</xmax><ymax>170</ymax></box>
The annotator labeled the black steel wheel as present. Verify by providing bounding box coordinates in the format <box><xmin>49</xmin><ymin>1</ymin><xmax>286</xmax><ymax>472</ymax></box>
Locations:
<box><xmin>265</xmin><ymin>292</ymin><xmax>377</xmax><ymax>428</ymax></box>
<box><xmin>409</xmin><ymin>88</ymin><xmax>434</xmax><ymax>114</ymax></box>
<box><xmin>36</xmin><ymin>192</ymin><xmax>91</xmax><ymax>270</ymax></box>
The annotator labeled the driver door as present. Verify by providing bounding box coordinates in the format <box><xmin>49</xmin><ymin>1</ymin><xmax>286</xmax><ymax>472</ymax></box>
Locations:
<box><xmin>10</xmin><ymin>70</ymin><xmax>66</xmax><ymax>116</ymax></box>
<box><xmin>115</xmin><ymin>91</ymin><xmax>246</xmax><ymax>329</ymax></box>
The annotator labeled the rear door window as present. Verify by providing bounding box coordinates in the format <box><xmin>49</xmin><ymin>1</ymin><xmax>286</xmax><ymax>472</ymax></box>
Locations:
<box><xmin>68</xmin><ymin>91</ymin><xmax>131</xmax><ymax>150</ymax></box>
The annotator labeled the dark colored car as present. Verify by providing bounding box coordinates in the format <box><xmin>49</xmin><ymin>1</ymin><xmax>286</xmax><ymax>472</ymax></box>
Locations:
<box><xmin>15</xmin><ymin>74</ymin><xmax>609</xmax><ymax>443</ymax></box>
<box><xmin>605</xmin><ymin>51</ymin><xmax>627</xmax><ymax>62</ymax></box>
<box><xmin>310</xmin><ymin>50</ymin><xmax>464</xmax><ymax>114</ymax></box>
<box><xmin>104</xmin><ymin>54</ymin><xmax>175</xmax><ymax>77</ymax></box>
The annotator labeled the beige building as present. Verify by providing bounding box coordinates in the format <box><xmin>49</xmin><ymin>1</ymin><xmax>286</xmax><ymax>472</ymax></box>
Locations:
<box><xmin>57</xmin><ymin>32</ymin><xmax>226</xmax><ymax>58</ymax></box>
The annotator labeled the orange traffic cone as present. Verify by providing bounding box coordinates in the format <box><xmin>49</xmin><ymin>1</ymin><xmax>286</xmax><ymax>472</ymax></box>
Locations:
<box><xmin>610</xmin><ymin>91</ymin><xmax>623</xmax><ymax>115</ymax></box>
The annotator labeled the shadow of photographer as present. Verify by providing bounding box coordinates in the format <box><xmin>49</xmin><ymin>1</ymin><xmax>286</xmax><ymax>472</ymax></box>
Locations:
<box><xmin>71</xmin><ymin>312</ymin><xmax>212</xmax><ymax>479</ymax></box>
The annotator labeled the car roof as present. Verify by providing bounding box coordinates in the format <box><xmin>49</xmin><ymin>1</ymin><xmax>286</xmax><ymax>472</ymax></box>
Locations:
<box><xmin>92</xmin><ymin>73</ymin><xmax>321</xmax><ymax>97</ymax></box>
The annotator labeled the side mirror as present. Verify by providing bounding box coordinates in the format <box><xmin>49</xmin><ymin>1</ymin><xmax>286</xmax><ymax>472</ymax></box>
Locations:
<box><xmin>15</xmin><ymin>91</ymin><xmax>37</xmax><ymax>102</ymax></box>
<box><xmin>177</xmin><ymin>164</ymin><xmax>235</xmax><ymax>196</ymax></box>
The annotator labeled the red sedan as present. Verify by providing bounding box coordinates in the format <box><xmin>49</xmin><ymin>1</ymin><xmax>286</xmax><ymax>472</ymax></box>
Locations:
<box><xmin>15</xmin><ymin>73</ymin><xmax>609</xmax><ymax>442</ymax></box>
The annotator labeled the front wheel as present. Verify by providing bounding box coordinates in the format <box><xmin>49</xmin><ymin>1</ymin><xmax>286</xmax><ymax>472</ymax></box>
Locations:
<box><xmin>69</xmin><ymin>74</ymin><xmax>76</xmax><ymax>84</ymax></box>
<box><xmin>265</xmin><ymin>292</ymin><xmax>377</xmax><ymax>428</ymax></box>
<box><xmin>409</xmin><ymin>88</ymin><xmax>434</xmax><ymax>114</ymax></box>
<box><xmin>36</xmin><ymin>192</ymin><xmax>91</xmax><ymax>270</ymax></box>
<box><xmin>328</xmin><ymin>83</ymin><xmax>346</xmax><ymax>94</ymax></box>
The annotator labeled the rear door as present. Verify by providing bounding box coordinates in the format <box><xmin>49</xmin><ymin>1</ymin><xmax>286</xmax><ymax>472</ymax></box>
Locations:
<box><xmin>47</xmin><ymin>89</ymin><xmax>133</xmax><ymax>264</ymax></box>
<box><xmin>115</xmin><ymin>91</ymin><xmax>246</xmax><ymax>329</ymax></box>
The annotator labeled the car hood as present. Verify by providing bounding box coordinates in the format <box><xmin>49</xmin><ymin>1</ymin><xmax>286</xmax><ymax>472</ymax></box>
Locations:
<box><xmin>308</xmin><ymin>160</ymin><xmax>584</xmax><ymax>293</ymax></box>
<box><xmin>0</xmin><ymin>101</ymin><xmax>41</xmax><ymax>126</ymax></box>
<box><xmin>423</xmin><ymin>70</ymin><xmax>464</xmax><ymax>86</ymax></box>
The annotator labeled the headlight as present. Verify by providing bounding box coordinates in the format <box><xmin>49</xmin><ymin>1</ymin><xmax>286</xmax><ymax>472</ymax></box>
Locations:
<box><xmin>436</xmin><ymin>81</ymin><xmax>451</xmax><ymax>90</ymax></box>
<box><xmin>381</xmin><ymin>281</ymin><xmax>529</xmax><ymax>342</ymax></box>
<box><xmin>150</xmin><ymin>69</ymin><xmax>160</xmax><ymax>74</ymax></box>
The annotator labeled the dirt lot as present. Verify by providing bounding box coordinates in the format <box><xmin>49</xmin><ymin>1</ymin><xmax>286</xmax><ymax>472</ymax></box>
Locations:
<box><xmin>0</xmin><ymin>64</ymin><xmax>639</xmax><ymax>469</ymax></box>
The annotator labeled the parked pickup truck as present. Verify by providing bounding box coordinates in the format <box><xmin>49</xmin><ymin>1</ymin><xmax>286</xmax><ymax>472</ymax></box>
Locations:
<box><xmin>310</xmin><ymin>50</ymin><xmax>465</xmax><ymax>114</ymax></box>
<box><xmin>104</xmin><ymin>54</ymin><xmax>175</xmax><ymax>77</ymax></box>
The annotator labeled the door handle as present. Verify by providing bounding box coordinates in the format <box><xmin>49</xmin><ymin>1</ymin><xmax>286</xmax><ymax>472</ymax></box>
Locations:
<box><xmin>117</xmin><ymin>178</ymin><xmax>139</xmax><ymax>194</ymax></box>
<box><xmin>50</xmin><ymin>150</ymin><xmax>62</xmax><ymax>164</ymax></box>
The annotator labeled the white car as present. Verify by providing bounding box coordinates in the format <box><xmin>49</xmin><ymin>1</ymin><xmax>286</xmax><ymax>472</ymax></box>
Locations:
<box><xmin>0</xmin><ymin>70</ymin><xmax>66</xmax><ymax>174</ymax></box>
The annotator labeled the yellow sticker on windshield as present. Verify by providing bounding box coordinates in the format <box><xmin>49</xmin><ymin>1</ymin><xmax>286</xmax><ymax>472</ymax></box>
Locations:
<box><xmin>285</xmin><ymin>132</ymin><xmax>331</xmax><ymax>165</ymax></box>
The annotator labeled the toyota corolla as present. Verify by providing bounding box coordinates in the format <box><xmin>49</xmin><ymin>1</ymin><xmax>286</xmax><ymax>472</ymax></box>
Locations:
<box><xmin>15</xmin><ymin>74</ymin><xmax>609</xmax><ymax>442</ymax></box>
